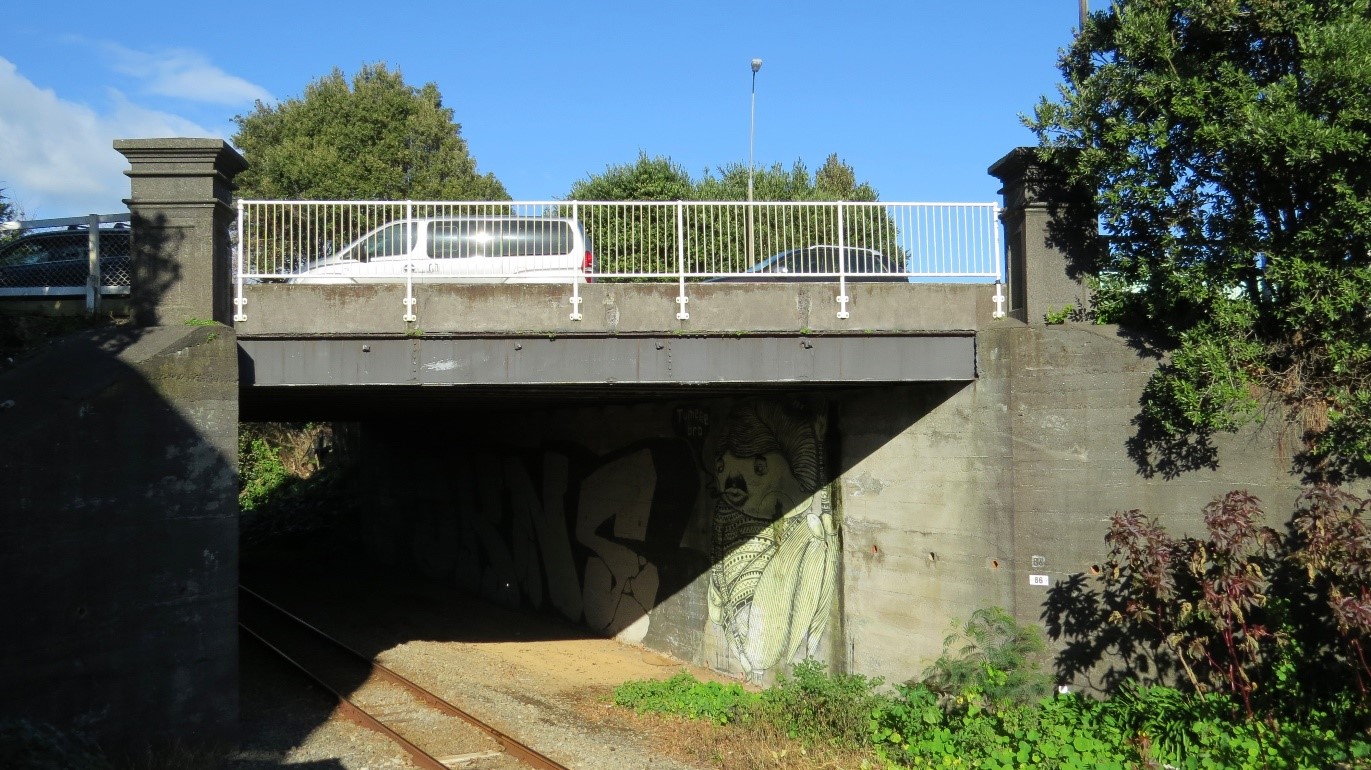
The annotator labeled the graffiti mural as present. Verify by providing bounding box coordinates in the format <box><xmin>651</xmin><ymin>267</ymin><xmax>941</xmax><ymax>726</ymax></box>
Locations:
<box><xmin>705</xmin><ymin>400</ymin><xmax>840</xmax><ymax>681</ymax></box>
<box><xmin>362</xmin><ymin>396</ymin><xmax>839</xmax><ymax>679</ymax></box>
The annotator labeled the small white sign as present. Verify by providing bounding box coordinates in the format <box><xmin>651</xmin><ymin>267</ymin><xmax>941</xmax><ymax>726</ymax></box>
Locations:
<box><xmin>1029</xmin><ymin>574</ymin><xmax>1050</xmax><ymax>586</ymax></box>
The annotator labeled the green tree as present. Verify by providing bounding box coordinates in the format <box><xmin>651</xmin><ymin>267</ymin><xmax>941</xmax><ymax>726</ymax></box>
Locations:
<box><xmin>566</xmin><ymin>153</ymin><xmax>894</xmax><ymax>276</ymax></box>
<box><xmin>693</xmin><ymin>154</ymin><xmax>878</xmax><ymax>203</ymax></box>
<box><xmin>565</xmin><ymin>151</ymin><xmax>695</xmax><ymax>201</ymax></box>
<box><xmin>232</xmin><ymin>63</ymin><xmax>507</xmax><ymax>201</ymax></box>
<box><xmin>1027</xmin><ymin>0</ymin><xmax>1371</xmax><ymax>480</ymax></box>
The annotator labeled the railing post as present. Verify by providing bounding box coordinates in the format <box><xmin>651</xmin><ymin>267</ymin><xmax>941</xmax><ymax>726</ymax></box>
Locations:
<box><xmin>835</xmin><ymin>202</ymin><xmax>850</xmax><ymax>319</ymax></box>
<box><xmin>233</xmin><ymin>200</ymin><xmax>247</xmax><ymax>322</ymax></box>
<box><xmin>569</xmin><ymin>200</ymin><xmax>583</xmax><ymax>321</ymax></box>
<box><xmin>675</xmin><ymin>201</ymin><xmax>689</xmax><ymax>320</ymax></box>
<box><xmin>85</xmin><ymin>213</ymin><xmax>101</xmax><ymax>315</ymax></box>
<box><xmin>402</xmin><ymin>200</ymin><xmax>417</xmax><ymax>323</ymax></box>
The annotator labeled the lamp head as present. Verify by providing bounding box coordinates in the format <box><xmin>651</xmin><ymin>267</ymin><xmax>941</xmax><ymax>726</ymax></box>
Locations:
<box><xmin>751</xmin><ymin>58</ymin><xmax>763</xmax><ymax>73</ymax></box>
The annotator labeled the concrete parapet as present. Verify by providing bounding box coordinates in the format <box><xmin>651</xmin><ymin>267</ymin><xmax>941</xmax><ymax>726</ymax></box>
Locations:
<box><xmin>235</xmin><ymin>281</ymin><xmax>997</xmax><ymax>337</ymax></box>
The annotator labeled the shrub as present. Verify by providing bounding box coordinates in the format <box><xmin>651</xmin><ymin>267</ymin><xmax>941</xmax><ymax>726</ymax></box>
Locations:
<box><xmin>238</xmin><ymin>435</ymin><xmax>289</xmax><ymax>512</ymax></box>
<box><xmin>918</xmin><ymin>606</ymin><xmax>1054</xmax><ymax>709</ymax></box>
<box><xmin>752</xmin><ymin>659</ymin><xmax>883</xmax><ymax>747</ymax></box>
<box><xmin>612</xmin><ymin>671</ymin><xmax>754</xmax><ymax>725</ymax></box>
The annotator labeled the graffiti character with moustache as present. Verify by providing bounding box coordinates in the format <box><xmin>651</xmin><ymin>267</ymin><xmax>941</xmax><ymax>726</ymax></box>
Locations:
<box><xmin>707</xmin><ymin>400</ymin><xmax>839</xmax><ymax>680</ymax></box>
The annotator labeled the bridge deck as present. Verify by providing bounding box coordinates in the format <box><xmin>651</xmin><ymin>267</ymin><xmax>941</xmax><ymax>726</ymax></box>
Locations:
<box><xmin>235</xmin><ymin>282</ymin><xmax>999</xmax><ymax>418</ymax></box>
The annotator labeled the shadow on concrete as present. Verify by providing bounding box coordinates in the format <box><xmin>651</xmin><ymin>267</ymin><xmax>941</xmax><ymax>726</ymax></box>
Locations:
<box><xmin>1030</xmin><ymin>148</ymin><xmax>1229</xmax><ymax>482</ymax></box>
<box><xmin>0</xmin><ymin>214</ymin><xmax>243</xmax><ymax>763</ymax></box>
<box><xmin>1039</xmin><ymin>572</ymin><xmax>1173</xmax><ymax>694</ymax></box>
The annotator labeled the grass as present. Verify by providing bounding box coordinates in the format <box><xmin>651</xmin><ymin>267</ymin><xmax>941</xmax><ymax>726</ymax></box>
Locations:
<box><xmin>570</xmin><ymin>684</ymin><xmax>872</xmax><ymax>770</ymax></box>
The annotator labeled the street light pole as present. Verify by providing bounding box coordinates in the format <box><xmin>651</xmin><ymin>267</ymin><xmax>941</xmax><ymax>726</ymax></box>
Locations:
<box><xmin>747</xmin><ymin>58</ymin><xmax>762</xmax><ymax>266</ymax></box>
<box><xmin>748</xmin><ymin>58</ymin><xmax>762</xmax><ymax>202</ymax></box>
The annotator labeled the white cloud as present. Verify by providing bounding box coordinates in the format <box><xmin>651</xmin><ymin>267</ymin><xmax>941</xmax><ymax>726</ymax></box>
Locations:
<box><xmin>103</xmin><ymin>43</ymin><xmax>273</xmax><ymax>106</ymax></box>
<box><xmin>0</xmin><ymin>57</ymin><xmax>221</xmax><ymax>218</ymax></box>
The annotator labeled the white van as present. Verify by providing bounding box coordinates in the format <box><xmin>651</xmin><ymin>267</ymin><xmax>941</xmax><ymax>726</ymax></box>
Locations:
<box><xmin>289</xmin><ymin>216</ymin><xmax>592</xmax><ymax>284</ymax></box>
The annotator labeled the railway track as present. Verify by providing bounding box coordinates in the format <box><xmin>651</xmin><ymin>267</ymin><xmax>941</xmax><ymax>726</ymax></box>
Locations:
<box><xmin>238</xmin><ymin>585</ymin><xmax>570</xmax><ymax>770</ymax></box>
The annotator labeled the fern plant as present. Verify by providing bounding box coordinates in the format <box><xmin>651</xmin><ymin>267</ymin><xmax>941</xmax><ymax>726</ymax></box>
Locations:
<box><xmin>918</xmin><ymin>607</ymin><xmax>1053</xmax><ymax>709</ymax></box>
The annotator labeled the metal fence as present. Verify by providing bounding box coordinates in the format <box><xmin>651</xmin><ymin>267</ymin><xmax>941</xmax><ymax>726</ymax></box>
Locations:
<box><xmin>0</xmin><ymin>214</ymin><xmax>133</xmax><ymax>308</ymax></box>
<box><xmin>236</xmin><ymin>200</ymin><xmax>1003</xmax><ymax>283</ymax></box>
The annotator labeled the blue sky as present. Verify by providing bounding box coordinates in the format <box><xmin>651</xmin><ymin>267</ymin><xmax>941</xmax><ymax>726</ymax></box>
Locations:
<box><xmin>0</xmin><ymin>1</ymin><xmax>1095</xmax><ymax>218</ymax></box>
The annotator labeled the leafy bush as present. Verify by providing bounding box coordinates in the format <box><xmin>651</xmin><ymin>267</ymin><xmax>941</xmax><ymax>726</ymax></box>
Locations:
<box><xmin>919</xmin><ymin>607</ymin><xmax>1053</xmax><ymax>709</ymax></box>
<box><xmin>868</xmin><ymin>683</ymin><xmax>1371</xmax><ymax>769</ymax></box>
<box><xmin>753</xmin><ymin>659</ymin><xmax>884</xmax><ymax>747</ymax></box>
<box><xmin>1041</xmin><ymin>485</ymin><xmax>1365</xmax><ymax>723</ymax></box>
<box><xmin>237</xmin><ymin>423</ymin><xmax>362</xmax><ymax>548</ymax></box>
<box><xmin>870</xmin><ymin>685</ymin><xmax>1134</xmax><ymax>769</ymax></box>
<box><xmin>613</xmin><ymin>671</ymin><xmax>754</xmax><ymax>725</ymax></box>
<box><xmin>238</xmin><ymin>435</ymin><xmax>289</xmax><ymax>512</ymax></box>
<box><xmin>611</xmin><ymin>601</ymin><xmax>1371</xmax><ymax>769</ymax></box>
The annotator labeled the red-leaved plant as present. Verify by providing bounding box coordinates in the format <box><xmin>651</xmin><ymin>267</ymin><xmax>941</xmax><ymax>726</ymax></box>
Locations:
<box><xmin>1287</xmin><ymin>485</ymin><xmax>1371</xmax><ymax>697</ymax></box>
<box><xmin>1104</xmin><ymin>491</ymin><xmax>1280</xmax><ymax>717</ymax></box>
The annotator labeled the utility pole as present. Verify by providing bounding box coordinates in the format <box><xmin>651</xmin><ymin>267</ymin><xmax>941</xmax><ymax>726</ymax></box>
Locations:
<box><xmin>1079</xmin><ymin>0</ymin><xmax>1088</xmax><ymax>29</ymax></box>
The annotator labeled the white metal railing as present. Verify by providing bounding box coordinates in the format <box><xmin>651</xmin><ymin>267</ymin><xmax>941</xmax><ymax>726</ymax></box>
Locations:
<box><xmin>0</xmin><ymin>213</ymin><xmax>132</xmax><ymax>311</ymax></box>
<box><xmin>234</xmin><ymin>200</ymin><xmax>1002</xmax><ymax>322</ymax></box>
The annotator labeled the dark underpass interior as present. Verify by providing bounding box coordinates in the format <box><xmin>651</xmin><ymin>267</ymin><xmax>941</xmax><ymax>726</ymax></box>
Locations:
<box><xmin>233</xmin><ymin>381</ymin><xmax>964</xmax><ymax>766</ymax></box>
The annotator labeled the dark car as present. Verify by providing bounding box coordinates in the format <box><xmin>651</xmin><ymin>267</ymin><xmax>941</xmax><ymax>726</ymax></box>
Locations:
<box><xmin>707</xmin><ymin>245</ymin><xmax>905</xmax><ymax>282</ymax></box>
<box><xmin>0</xmin><ymin>225</ymin><xmax>132</xmax><ymax>289</ymax></box>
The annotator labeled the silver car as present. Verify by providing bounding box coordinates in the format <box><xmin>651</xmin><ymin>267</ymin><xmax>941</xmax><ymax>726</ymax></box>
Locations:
<box><xmin>289</xmin><ymin>216</ymin><xmax>593</xmax><ymax>284</ymax></box>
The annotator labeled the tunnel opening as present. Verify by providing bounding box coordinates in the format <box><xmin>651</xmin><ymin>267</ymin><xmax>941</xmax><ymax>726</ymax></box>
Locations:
<box><xmin>234</xmin><ymin>380</ymin><xmax>969</xmax><ymax>763</ymax></box>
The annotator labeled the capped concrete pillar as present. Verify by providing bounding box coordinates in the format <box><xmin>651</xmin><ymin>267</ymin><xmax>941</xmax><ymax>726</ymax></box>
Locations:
<box><xmin>114</xmin><ymin>138</ymin><xmax>248</xmax><ymax>326</ymax></box>
<box><xmin>988</xmin><ymin>147</ymin><xmax>1090</xmax><ymax>325</ymax></box>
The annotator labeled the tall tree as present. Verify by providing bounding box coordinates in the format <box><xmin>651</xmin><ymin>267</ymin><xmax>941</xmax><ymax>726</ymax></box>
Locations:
<box><xmin>565</xmin><ymin>153</ymin><xmax>889</xmax><ymax>276</ymax></box>
<box><xmin>693</xmin><ymin>155</ymin><xmax>878</xmax><ymax>202</ymax></box>
<box><xmin>232</xmin><ymin>64</ymin><xmax>507</xmax><ymax>201</ymax></box>
<box><xmin>565</xmin><ymin>152</ymin><xmax>694</xmax><ymax>201</ymax></box>
<box><xmin>567</xmin><ymin>153</ymin><xmax>879</xmax><ymax>203</ymax></box>
<box><xmin>1028</xmin><ymin>0</ymin><xmax>1371</xmax><ymax>480</ymax></box>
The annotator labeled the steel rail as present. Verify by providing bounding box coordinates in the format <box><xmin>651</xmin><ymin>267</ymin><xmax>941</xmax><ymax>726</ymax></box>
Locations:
<box><xmin>239</xmin><ymin>585</ymin><xmax>569</xmax><ymax>770</ymax></box>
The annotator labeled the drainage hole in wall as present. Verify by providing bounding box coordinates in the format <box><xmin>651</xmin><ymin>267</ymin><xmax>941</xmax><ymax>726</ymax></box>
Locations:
<box><xmin>928</xmin><ymin>552</ymin><xmax>937</xmax><ymax>563</ymax></box>
<box><xmin>990</xmin><ymin>559</ymin><xmax>1000</xmax><ymax>569</ymax></box>
<box><xmin>1089</xmin><ymin>564</ymin><xmax>1102</xmax><ymax>576</ymax></box>
<box><xmin>871</xmin><ymin>545</ymin><xmax>879</xmax><ymax>554</ymax></box>
<box><xmin>74</xmin><ymin>606</ymin><xmax>88</xmax><ymax>619</ymax></box>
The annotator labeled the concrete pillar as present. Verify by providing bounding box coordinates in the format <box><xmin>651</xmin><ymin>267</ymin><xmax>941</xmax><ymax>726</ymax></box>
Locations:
<box><xmin>114</xmin><ymin>139</ymin><xmax>248</xmax><ymax>326</ymax></box>
<box><xmin>987</xmin><ymin>148</ymin><xmax>1089</xmax><ymax>325</ymax></box>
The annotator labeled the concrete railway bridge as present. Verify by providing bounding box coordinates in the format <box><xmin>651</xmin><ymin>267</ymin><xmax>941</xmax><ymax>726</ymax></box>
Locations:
<box><xmin>0</xmin><ymin>139</ymin><xmax>1299</xmax><ymax>750</ymax></box>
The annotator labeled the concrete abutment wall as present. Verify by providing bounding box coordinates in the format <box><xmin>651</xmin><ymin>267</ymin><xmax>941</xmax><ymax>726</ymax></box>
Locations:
<box><xmin>0</xmin><ymin>140</ymin><xmax>245</xmax><ymax>749</ymax></box>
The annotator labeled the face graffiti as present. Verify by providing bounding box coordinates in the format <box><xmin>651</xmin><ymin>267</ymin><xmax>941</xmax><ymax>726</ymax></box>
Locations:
<box><xmin>707</xmin><ymin>400</ymin><xmax>840</xmax><ymax>681</ymax></box>
<box><xmin>715</xmin><ymin>449</ymin><xmax>807</xmax><ymax>521</ymax></box>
